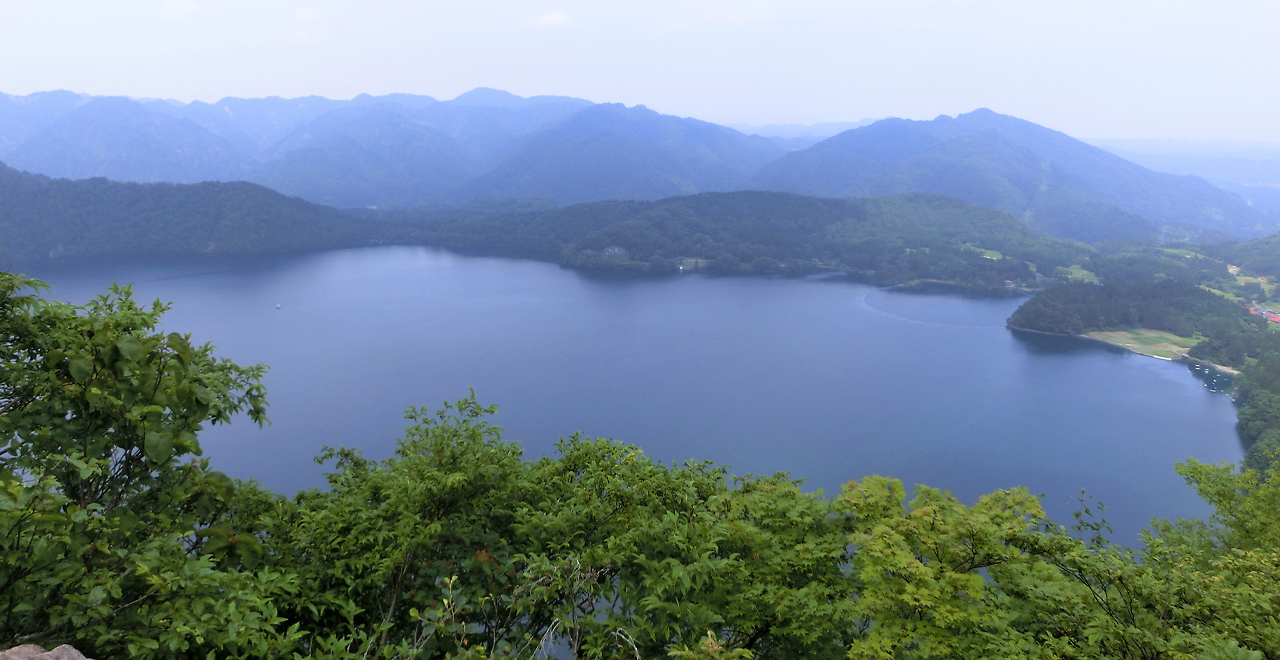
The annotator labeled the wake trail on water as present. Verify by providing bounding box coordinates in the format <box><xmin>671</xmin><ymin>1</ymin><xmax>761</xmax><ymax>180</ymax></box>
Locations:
<box><xmin>855</xmin><ymin>291</ymin><xmax>1010</xmax><ymax>330</ymax></box>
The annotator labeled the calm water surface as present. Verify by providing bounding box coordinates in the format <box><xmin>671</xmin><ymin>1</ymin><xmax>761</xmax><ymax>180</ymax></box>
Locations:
<box><xmin>22</xmin><ymin>247</ymin><xmax>1244</xmax><ymax>543</ymax></box>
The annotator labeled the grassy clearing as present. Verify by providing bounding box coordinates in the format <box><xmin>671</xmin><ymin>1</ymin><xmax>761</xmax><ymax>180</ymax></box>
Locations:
<box><xmin>1235</xmin><ymin>273</ymin><xmax>1276</xmax><ymax>297</ymax></box>
<box><xmin>963</xmin><ymin>244</ymin><xmax>1003</xmax><ymax>260</ymax></box>
<box><xmin>1086</xmin><ymin>328</ymin><xmax>1201</xmax><ymax>359</ymax></box>
<box><xmin>1199</xmin><ymin>285</ymin><xmax>1245</xmax><ymax>303</ymax></box>
<box><xmin>1161</xmin><ymin>248</ymin><xmax>1205</xmax><ymax>259</ymax></box>
<box><xmin>1056</xmin><ymin>264</ymin><xmax>1099</xmax><ymax>283</ymax></box>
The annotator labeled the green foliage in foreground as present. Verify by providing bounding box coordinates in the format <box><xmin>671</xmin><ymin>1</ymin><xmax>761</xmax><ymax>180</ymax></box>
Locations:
<box><xmin>3</xmin><ymin>276</ymin><xmax>1280</xmax><ymax>659</ymax></box>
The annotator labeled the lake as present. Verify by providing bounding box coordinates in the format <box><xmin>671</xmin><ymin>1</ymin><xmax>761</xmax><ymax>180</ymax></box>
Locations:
<box><xmin>20</xmin><ymin>246</ymin><xmax>1244</xmax><ymax>543</ymax></box>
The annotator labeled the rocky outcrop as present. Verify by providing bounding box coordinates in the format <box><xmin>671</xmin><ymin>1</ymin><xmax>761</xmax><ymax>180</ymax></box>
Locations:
<box><xmin>0</xmin><ymin>645</ymin><xmax>93</xmax><ymax>660</ymax></box>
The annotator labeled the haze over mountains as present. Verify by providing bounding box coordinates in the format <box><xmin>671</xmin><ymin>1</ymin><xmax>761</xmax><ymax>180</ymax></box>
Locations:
<box><xmin>729</xmin><ymin>119</ymin><xmax>878</xmax><ymax>152</ymax></box>
<box><xmin>749</xmin><ymin>110</ymin><xmax>1268</xmax><ymax>243</ymax></box>
<box><xmin>1</xmin><ymin>88</ymin><xmax>1274</xmax><ymax>245</ymax></box>
<box><xmin>1092</xmin><ymin>138</ymin><xmax>1280</xmax><ymax>221</ymax></box>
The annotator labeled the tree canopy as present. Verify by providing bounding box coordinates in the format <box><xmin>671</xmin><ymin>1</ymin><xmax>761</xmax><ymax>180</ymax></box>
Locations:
<box><xmin>393</xmin><ymin>191</ymin><xmax>1094</xmax><ymax>287</ymax></box>
<box><xmin>1</xmin><ymin>275</ymin><xmax>1278</xmax><ymax>659</ymax></box>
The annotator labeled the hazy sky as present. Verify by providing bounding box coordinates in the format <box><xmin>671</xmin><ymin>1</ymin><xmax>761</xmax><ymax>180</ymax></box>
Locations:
<box><xmin>2</xmin><ymin>1</ymin><xmax>1278</xmax><ymax>140</ymax></box>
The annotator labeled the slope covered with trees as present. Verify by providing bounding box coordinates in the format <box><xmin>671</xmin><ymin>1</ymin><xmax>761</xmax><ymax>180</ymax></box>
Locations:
<box><xmin>0</xmin><ymin>163</ymin><xmax>375</xmax><ymax>261</ymax></box>
<box><xmin>0</xmin><ymin>90</ymin><xmax>89</xmax><ymax>155</ymax></box>
<box><xmin>244</xmin><ymin>91</ymin><xmax>594</xmax><ymax>207</ymax></box>
<box><xmin>750</xmin><ymin>109</ymin><xmax>1272</xmax><ymax>243</ymax></box>
<box><xmin>396</xmin><ymin>191</ymin><xmax>1093</xmax><ymax>287</ymax></box>
<box><xmin>4</xmin><ymin>97</ymin><xmax>256</xmax><ymax>183</ymax></box>
<box><xmin>248</xmin><ymin>106</ymin><xmax>477</xmax><ymax>208</ymax></box>
<box><xmin>0</xmin><ymin>167</ymin><xmax>1091</xmax><ymax>291</ymax></box>
<box><xmin>1007</xmin><ymin>246</ymin><xmax>1260</xmax><ymax>338</ymax></box>
<box><xmin>1007</xmin><ymin>279</ymin><xmax>1254</xmax><ymax>338</ymax></box>
<box><xmin>445</xmin><ymin>104</ymin><xmax>782</xmax><ymax>205</ymax></box>
<box><xmin>1199</xmin><ymin>232</ymin><xmax>1280</xmax><ymax>280</ymax></box>
<box><xmin>2</xmin><ymin>273</ymin><xmax>1277</xmax><ymax>659</ymax></box>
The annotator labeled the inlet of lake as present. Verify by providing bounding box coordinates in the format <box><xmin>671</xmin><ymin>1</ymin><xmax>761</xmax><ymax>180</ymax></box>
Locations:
<box><xmin>20</xmin><ymin>246</ymin><xmax>1244</xmax><ymax>543</ymax></box>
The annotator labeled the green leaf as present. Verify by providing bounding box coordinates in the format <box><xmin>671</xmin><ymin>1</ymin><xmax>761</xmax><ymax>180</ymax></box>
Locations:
<box><xmin>195</xmin><ymin>522</ymin><xmax>233</xmax><ymax>540</ymax></box>
<box><xmin>144</xmin><ymin>431</ymin><xmax>173</xmax><ymax>463</ymax></box>
<box><xmin>176</xmin><ymin>430</ymin><xmax>199</xmax><ymax>453</ymax></box>
<box><xmin>116</xmin><ymin>337</ymin><xmax>145</xmax><ymax>362</ymax></box>
<box><xmin>167</xmin><ymin>332</ymin><xmax>195</xmax><ymax>362</ymax></box>
<box><xmin>235</xmin><ymin>533</ymin><xmax>264</xmax><ymax>569</ymax></box>
<box><xmin>68</xmin><ymin>358</ymin><xmax>93</xmax><ymax>383</ymax></box>
<box><xmin>113</xmin><ymin>510</ymin><xmax>140</xmax><ymax>534</ymax></box>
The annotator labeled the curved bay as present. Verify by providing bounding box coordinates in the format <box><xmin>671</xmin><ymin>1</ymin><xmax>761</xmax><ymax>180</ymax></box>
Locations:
<box><xmin>24</xmin><ymin>246</ymin><xmax>1243</xmax><ymax>543</ymax></box>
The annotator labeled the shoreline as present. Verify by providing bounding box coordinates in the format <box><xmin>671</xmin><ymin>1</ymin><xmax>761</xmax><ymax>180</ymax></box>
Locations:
<box><xmin>1007</xmin><ymin>324</ymin><xmax>1242</xmax><ymax>376</ymax></box>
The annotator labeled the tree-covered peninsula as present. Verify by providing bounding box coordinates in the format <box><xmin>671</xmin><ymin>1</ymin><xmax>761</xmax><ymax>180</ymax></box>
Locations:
<box><xmin>1007</xmin><ymin>278</ymin><xmax>1258</xmax><ymax>341</ymax></box>
<box><xmin>3</xmin><ymin>271</ymin><xmax>1280</xmax><ymax>659</ymax></box>
<box><xmin>1005</xmin><ymin>243</ymin><xmax>1280</xmax><ymax>473</ymax></box>
<box><xmin>391</xmin><ymin>191</ymin><xmax>1093</xmax><ymax>287</ymax></box>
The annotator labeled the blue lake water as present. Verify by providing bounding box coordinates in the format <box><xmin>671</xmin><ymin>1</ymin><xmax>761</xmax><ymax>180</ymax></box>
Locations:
<box><xmin>20</xmin><ymin>246</ymin><xmax>1244</xmax><ymax>543</ymax></box>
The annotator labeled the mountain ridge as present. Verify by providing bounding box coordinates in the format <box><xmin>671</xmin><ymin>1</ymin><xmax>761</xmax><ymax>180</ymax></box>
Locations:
<box><xmin>749</xmin><ymin>109</ymin><xmax>1270</xmax><ymax>242</ymax></box>
<box><xmin>444</xmin><ymin>103</ymin><xmax>783</xmax><ymax>206</ymax></box>
<box><xmin>1</xmin><ymin>91</ymin><xmax>1270</xmax><ymax>244</ymax></box>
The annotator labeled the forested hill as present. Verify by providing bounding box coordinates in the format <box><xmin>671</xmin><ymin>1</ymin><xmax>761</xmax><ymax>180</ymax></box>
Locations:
<box><xmin>392</xmin><ymin>191</ymin><xmax>1094</xmax><ymax>287</ymax></box>
<box><xmin>0</xmin><ymin>164</ymin><xmax>1092</xmax><ymax>289</ymax></box>
<box><xmin>749</xmin><ymin>109</ymin><xmax>1271</xmax><ymax>243</ymax></box>
<box><xmin>1005</xmin><ymin>243</ymin><xmax>1264</xmax><ymax>349</ymax></box>
<box><xmin>0</xmin><ymin>162</ymin><xmax>375</xmax><ymax>262</ymax></box>
<box><xmin>1198</xmin><ymin>232</ymin><xmax>1280</xmax><ymax>280</ymax></box>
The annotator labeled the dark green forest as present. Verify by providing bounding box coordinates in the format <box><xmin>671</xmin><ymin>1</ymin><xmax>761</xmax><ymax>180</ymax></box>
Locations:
<box><xmin>1006</xmin><ymin>280</ymin><xmax>1255</xmax><ymax>338</ymax></box>
<box><xmin>2</xmin><ymin>272</ymin><xmax>1279</xmax><ymax>659</ymax></box>
<box><xmin>0</xmin><ymin>164</ymin><xmax>1094</xmax><ymax>290</ymax></box>
<box><xmin>391</xmin><ymin>191</ymin><xmax>1093</xmax><ymax>287</ymax></box>
<box><xmin>0</xmin><ymin>163</ymin><xmax>374</xmax><ymax>260</ymax></box>
<box><xmin>1201</xmin><ymin>232</ymin><xmax>1280</xmax><ymax>281</ymax></box>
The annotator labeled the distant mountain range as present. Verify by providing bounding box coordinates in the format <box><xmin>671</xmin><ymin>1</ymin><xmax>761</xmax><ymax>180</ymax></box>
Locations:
<box><xmin>1091</xmin><ymin>138</ymin><xmax>1280</xmax><ymax>221</ymax></box>
<box><xmin>730</xmin><ymin>119</ymin><xmax>878</xmax><ymax>151</ymax></box>
<box><xmin>445</xmin><ymin>103</ymin><xmax>781</xmax><ymax>206</ymax></box>
<box><xmin>1</xmin><ymin>89</ymin><xmax>1274</xmax><ymax>244</ymax></box>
